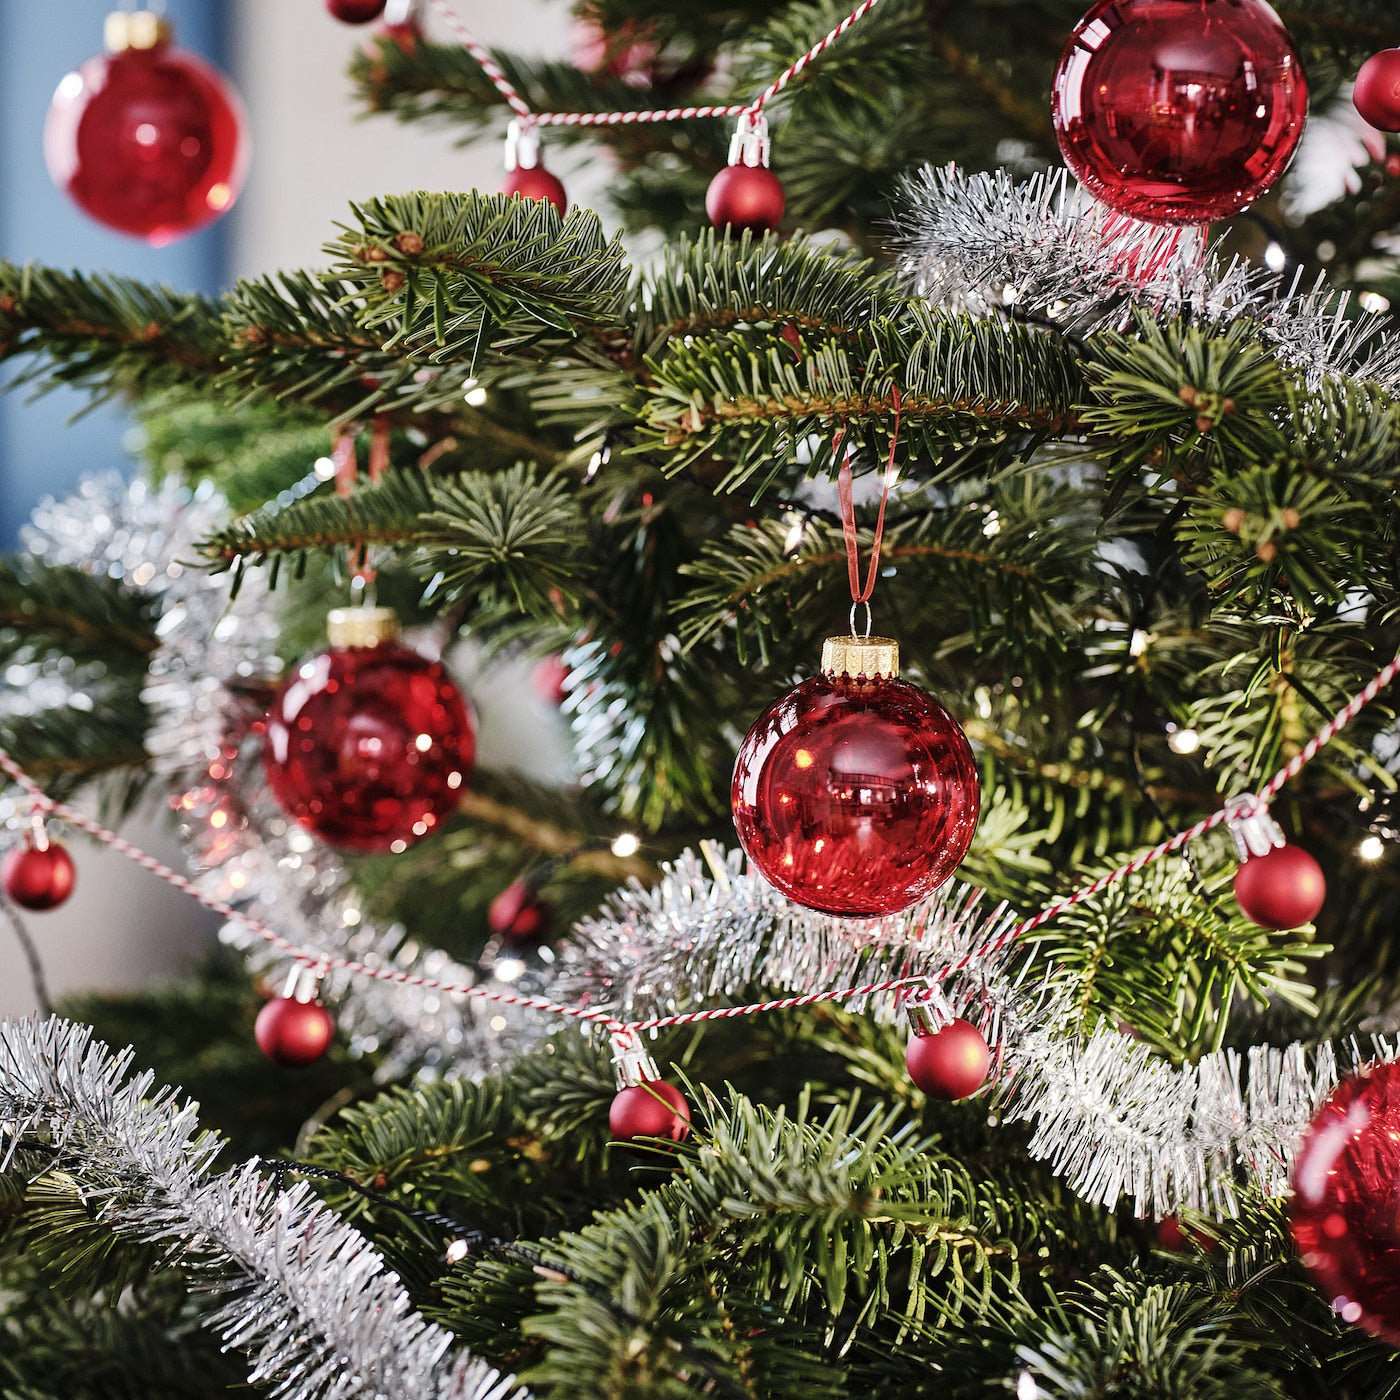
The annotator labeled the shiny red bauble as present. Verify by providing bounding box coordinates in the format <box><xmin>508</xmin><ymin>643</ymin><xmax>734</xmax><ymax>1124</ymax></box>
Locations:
<box><xmin>531</xmin><ymin>654</ymin><xmax>570</xmax><ymax>706</ymax></box>
<box><xmin>254</xmin><ymin>997</ymin><xmax>336</xmax><ymax>1068</ymax></box>
<box><xmin>262</xmin><ymin>638</ymin><xmax>475</xmax><ymax>851</ymax></box>
<box><xmin>502</xmin><ymin>166</ymin><xmax>568</xmax><ymax>214</ymax></box>
<box><xmin>488</xmin><ymin>880</ymin><xmax>552</xmax><ymax>942</ymax></box>
<box><xmin>1052</xmin><ymin>0</ymin><xmax>1308</xmax><ymax>225</ymax></box>
<box><xmin>905</xmin><ymin>1019</ymin><xmax>991</xmax><ymax>1101</ymax></box>
<box><xmin>44</xmin><ymin>26</ymin><xmax>249</xmax><ymax>245</ymax></box>
<box><xmin>1233</xmin><ymin>842</ymin><xmax>1325</xmax><ymax>929</ymax></box>
<box><xmin>732</xmin><ymin>670</ymin><xmax>979</xmax><ymax>917</ymax></box>
<box><xmin>327</xmin><ymin>0</ymin><xmax>387</xmax><ymax>21</ymax></box>
<box><xmin>1354</xmin><ymin>50</ymin><xmax>1400</xmax><ymax>133</ymax></box>
<box><xmin>1</xmin><ymin>838</ymin><xmax>76</xmax><ymax>912</ymax></box>
<box><xmin>609</xmin><ymin>1080</ymin><xmax>692</xmax><ymax>1145</ymax></box>
<box><xmin>706</xmin><ymin>164</ymin><xmax>786</xmax><ymax>233</ymax></box>
<box><xmin>1291</xmin><ymin>1059</ymin><xmax>1400</xmax><ymax>1346</ymax></box>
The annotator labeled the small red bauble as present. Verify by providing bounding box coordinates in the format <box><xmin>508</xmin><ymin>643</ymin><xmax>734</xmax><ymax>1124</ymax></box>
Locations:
<box><xmin>502</xmin><ymin>167</ymin><xmax>568</xmax><ymax>215</ymax></box>
<box><xmin>906</xmin><ymin>1018</ymin><xmax>991</xmax><ymax>1101</ymax></box>
<box><xmin>262</xmin><ymin>609</ymin><xmax>475</xmax><ymax>852</ymax></box>
<box><xmin>1354</xmin><ymin>50</ymin><xmax>1400</xmax><ymax>133</ymax></box>
<box><xmin>2</xmin><ymin>838</ymin><xmax>76</xmax><ymax>912</ymax></box>
<box><xmin>1051</xmin><ymin>0</ymin><xmax>1309</xmax><ymax>225</ymax></box>
<box><xmin>44</xmin><ymin>16</ymin><xmax>249</xmax><ymax>245</ymax></box>
<box><xmin>1291</xmin><ymin>1059</ymin><xmax>1400</xmax><ymax>1346</ymax></box>
<box><xmin>609</xmin><ymin>1080</ymin><xmax>691</xmax><ymax>1145</ymax></box>
<box><xmin>1155</xmin><ymin>1215</ymin><xmax>1218</xmax><ymax>1253</ymax></box>
<box><xmin>488</xmin><ymin>880</ymin><xmax>552</xmax><ymax>942</ymax></box>
<box><xmin>706</xmin><ymin>164</ymin><xmax>785</xmax><ymax>233</ymax></box>
<box><xmin>254</xmin><ymin>997</ymin><xmax>336</xmax><ymax>1068</ymax></box>
<box><xmin>1233</xmin><ymin>842</ymin><xmax>1325</xmax><ymax>929</ymax></box>
<box><xmin>732</xmin><ymin>638</ymin><xmax>979</xmax><ymax>917</ymax></box>
<box><xmin>327</xmin><ymin>0</ymin><xmax>388</xmax><ymax>22</ymax></box>
<box><xmin>531</xmin><ymin>654</ymin><xmax>570</xmax><ymax>706</ymax></box>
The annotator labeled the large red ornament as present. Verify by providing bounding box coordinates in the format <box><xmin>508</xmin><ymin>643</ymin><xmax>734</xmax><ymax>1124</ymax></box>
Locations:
<box><xmin>732</xmin><ymin>637</ymin><xmax>979</xmax><ymax>917</ymax></box>
<box><xmin>706</xmin><ymin>164</ymin><xmax>786</xmax><ymax>233</ymax></box>
<box><xmin>906</xmin><ymin>1018</ymin><xmax>991</xmax><ymax>1101</ymax></box>
<box><xmin>1233</xmin><ymin>842</ymin><xmax>1325</xmax><ymax>929</ymax></box>
<box><xmin>2</xmin><ymin>836</ymin><xmax>76</xmax><ymax>912</ymax></box>
<box><xmin>44</xmin><ymin>12</ymin><xmax>249</xmax><ymax>245</ymax></box>
<box><xmin>326</xmin><ymin>0</ymin><xmax>387</xmax><ymax>22</ymax></box>
<box><xmin>1291</xmin><ymin>1059</ymin><xmax>1400</xmax><ymax>1346</ymax></box>
<box><xmin>255</xmin><ymin>996</ymin><xmax>336</xmax><ymax>1068</ymax></box>
<box><xmin>488</xmin><ymin>880</ymin><xmax>552</xmax><ymax>942</ymax></box>
<box><xmin>609</xmin><ymin>1080</ymin><xmax>691</xmax><ymax>1145</ymax></box>
<box><xmin>1354</xmin><ymin>50</ymin><xmax>1400</xmax><ymax>133</ymax></box>
<box><xmin>1051</xmin><ymin>0</ymin><xmax>1309</xmax><ymax>225</ymax></box>
<box><xmin>262</xmin><ymin>608</ymin><xmax>475</xmax><ymax>852</ymax></box>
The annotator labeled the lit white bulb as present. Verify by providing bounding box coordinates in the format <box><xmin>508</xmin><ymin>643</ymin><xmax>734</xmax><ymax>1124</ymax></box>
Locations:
<box><xmin>1359</xmin><ymin>835</ymin><xmax>1386</xmax><ymax>862</ymax></box>
<box><xmin>611</xmin><ymin>832</ymin><xmax>641</xmax><ymax>858</ymax></box>
<box><xmin>1166</xmin><ymin>726</ymin><xmax>1201</xmax><ymax>755</ymax></box>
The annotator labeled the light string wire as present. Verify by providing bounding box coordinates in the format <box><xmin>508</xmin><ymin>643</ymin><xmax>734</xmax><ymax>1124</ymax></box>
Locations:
<box><xmin>3</xmin><ymin>642</ymin><xmax>1400</xmax><ymax>1047</ymax></box>
<box><xmin>424</xmin><ymin>0</ymin><xmax>882</xmax><ymax>129</ymax></box>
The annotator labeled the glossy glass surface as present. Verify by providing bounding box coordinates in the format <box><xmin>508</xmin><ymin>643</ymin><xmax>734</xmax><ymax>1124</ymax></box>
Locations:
<box><xmin>1052</xmin><ymin>0</ymin><xmax>1307</xmax><ymax>224</ymax></box>
<box><xmin>1354</xmin><ymin>49</ymin><xmax>1400</xmax><ymax>133</ymax></box>
<box><xmin>706</xmin><ymin>164</ymin><xmax>786</xmax><ymax>233</ymax></box>
<box><xmin>1</xmin><ymin>840</ymin><xmax>75</xmax><ymax>911</ymax></box>
<box><xmin>732</xmin><ymin>672</ymin><xmax>979</xmax><ymax>917</ymax></box>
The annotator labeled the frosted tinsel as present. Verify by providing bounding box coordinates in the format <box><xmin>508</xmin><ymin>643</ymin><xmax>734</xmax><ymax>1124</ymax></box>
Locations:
<box><xmin>898</xmin><ymin>165</ymin><xmax>1400</xmax><ymax>394</ymax></box>
<box><xmin>561</xmin><ymin>843</ymin><xmax>1393</xmax><ymax>1218</ymax></box>
<box><xmin>0</xmin><ymin>1016</ymin><xmax>523</xmax><ymax>1400</ymax></box>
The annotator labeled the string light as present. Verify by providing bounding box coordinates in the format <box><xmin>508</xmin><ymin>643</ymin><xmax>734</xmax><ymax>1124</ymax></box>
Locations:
<box><xmin>1166</xmin><ymin>725</ymin><xmax>1201</xmax><ymax>755</ymax></box>
<box><xmin>610</xmin><ymin>832</ymin><xmax>641</xmax><ymax>858</ymax></box>
<box><xmin>1359</xmin><ymin>834</ymin><xmax>1386</xmax><ymax>861</ymax></box>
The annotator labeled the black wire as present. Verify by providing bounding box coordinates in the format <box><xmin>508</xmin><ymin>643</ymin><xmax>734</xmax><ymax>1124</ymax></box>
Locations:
<box><xmin>0</xmin><ymin>899</ymin><xmax>52</xmax><ymax>1017</ymax></box>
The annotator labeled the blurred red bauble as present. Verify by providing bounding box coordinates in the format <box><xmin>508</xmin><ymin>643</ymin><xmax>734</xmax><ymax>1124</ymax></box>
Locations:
<box><xmin>1291</xmin><ymin>1059</ymin><xmax>1400</xmax><ymax>1346</ymax></box>
<box><xmin>1155</xmin><ymin>1214</ymin><xmax>1218</xmax><ymax>1253</ymax></box>
<box><xmin>488</xmin><ymin>880</ymin><xmax>552</xmax><ymax>942</ymax></box>
<box><xmin>2</xmin><ymin>837</ymin><xmax>76</xmax><ymax>912</ymax></box>
<box><xmin>906</xmin><ymin>1018</ymin><xmax>990</xmax><ymax>1101</ymax></box>
<box><xmin>1051</xmin><ymin>0</ymin><xmax>1308</xmax><ymax>225</ymax></box>
<box><xmin>609</xmin><ymin>1080</ymin><xmax>691</xmax><ymax>1145</ymax></box>
<box><xmin>732</xmin><ymin>638</ymin><xmax>979</xmax><ymax>917</ymax></box>
<box><xmin>1233</xmin><ymin>842</ymin><xmax>1325</xmax><ymax>929</ymax></box>
<box><xmin>706</xmin><ymin>164</ymin><xmax>785</xmax><ymax>233</ymax></box>
<box><xmin>1354</xmin><ymin>50</ymin><xmax>1400</xmax><ymax>133</ymax></box>
<box><xmin>44</xmin><ymin>13</ymin><xmax>249</xmax><ymax>245</ymax></box>
<box><xmin>255</xmin><ymin>997</ymin><xmax>336</xmax><ymax>1068</ymax></box>
<box><xmin>502</xmin><ymin>166</ymin><xmax>568</xmax><ymax>214</ymax></box>
<box><xmin>327</xmin><ymin>0</ymin><xmax>387</xmax><ymax>22</ymax></box>
<box><xmin>262</xmin><ymin>608</ymin><xmax>475</xmax><ymax>851</ymax></box>
<box><xmin>531</xmin><ymin>654</ymin><xmax>570</xmax><ymax>706</ymax></box>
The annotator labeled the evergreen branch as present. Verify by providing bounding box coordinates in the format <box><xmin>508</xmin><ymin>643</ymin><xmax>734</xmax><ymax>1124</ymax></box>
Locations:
<box><xmin>0</xmin><ymin>558</ymin><xmax>159</xmax><ymax>658</ymax></box>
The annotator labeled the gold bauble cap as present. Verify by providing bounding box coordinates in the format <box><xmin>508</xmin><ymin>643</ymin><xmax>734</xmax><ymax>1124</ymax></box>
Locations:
<box><xmin>327</xmin><ymin>607</ymin><xmax>401</xmax><ymax>649</ymax></box>
<box><xmin>105</xmin><ymin>11</ymin><xmax>172</xmax><ymax>52</ymax></box>
<box><xmin>821</xmin><ymin>635</ymin><xmax>899</xmax><ymax>680</ymax></box>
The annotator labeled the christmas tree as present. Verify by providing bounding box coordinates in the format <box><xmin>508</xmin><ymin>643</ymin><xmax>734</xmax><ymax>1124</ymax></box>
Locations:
<box><xmin>7</xmin><ymin>0</ymin><xmax>1400</xmax><ymax>1394</ymax></box>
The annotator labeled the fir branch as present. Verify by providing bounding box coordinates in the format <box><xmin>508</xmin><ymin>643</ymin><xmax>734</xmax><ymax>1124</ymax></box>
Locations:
<box><xmin>0</xmin><ymin>558</ymin><xmax>159</xmax><ymax>658</ymax></box>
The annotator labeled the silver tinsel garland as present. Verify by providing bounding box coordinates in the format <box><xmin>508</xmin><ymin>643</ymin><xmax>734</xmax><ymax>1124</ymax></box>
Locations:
<box><xmin>0</xmin><ymin>1016</ymin><xmax>523</xmax><ymax>1400</ymax></box>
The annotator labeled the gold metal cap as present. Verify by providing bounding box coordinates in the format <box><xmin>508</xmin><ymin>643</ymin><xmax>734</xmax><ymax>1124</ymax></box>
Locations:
<box><xmin>105</xmin><ymin>11</ymin><xmax>172</xmax><ymax>52</ymax></box>
<box><xmin>821</xmin><ymin>635</ymin><xmax>899</xmax><ymax>680</ymax></box>
<box><xmin>327</xmin><ymin>607</ymin><xmax>400</xmax><ymax>649</ymax></box>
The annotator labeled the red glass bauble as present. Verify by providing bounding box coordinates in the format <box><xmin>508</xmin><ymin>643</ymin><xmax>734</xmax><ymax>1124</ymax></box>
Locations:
<box><xmin>502</xmin><ymin>166</ymin><xmax>568</xmax><ymax>215</ymax></box>
<box><xmin>1233</xmin><ymin>842</ymin><xmax>1325</xmax><ymax>929</ymax></box>
<box><xmin>531</xmin><ymin>654</ymin><xmax>570</xmax><ymax>706</ymax></box>
<box><xmin>905</xmin><ymin>1018</ymin><xmax>991</xmax><ymax>1100</ymax></box>
<box><xmin>262</xmin><ymin>640</ymin><xmax>475</xmax><ymax>851</ymax></box>
<box><xmin>44</xmin><ymin>31</ymin><xmax>249</xmax><ymax>245</ymax></box>
<box><xmin>488</xmin><ymin>880</ymin><xmax>552</xmax><ymax>942</ymax></box>
<box><xmin>1051</xmin><ymin>0</ymin><xmax>1308</xmax><ymax>225</ymax></box>
<box><xmin>1354</xmin><ymin>50</ymin><xmax>1400</xmax><ymax>133</ymax></box>
<box><xmin>1291</xmin><ymin>1059</ymin><xmax>1400</xmax><ymax>1346</ymax></box>
<box><xmin>327</xmin><ymin>0</ymin><xmax>387</xmax><ymax>22</ymax></box>
<box><xmin>1</xmin><ymin>839</ymin><xmax>76</xmax><ymax>912</ymax></box>
<box><xmin>706</xmin><ymin>164</ymin><xmax>786</xmax><ymax>233</ymax></box>
<box><xmin>732</xmin><ymin>671</ymin><xmax>979</xmax><ymax>917</ymax></box>
<box><xmin>254</xmin><ymin>997</ymin><xmax>336</xmax><ymax>1068</ymax></box>
<box><xmin>1155</xmin><ymin>1214</ymin><xmax>1217</xmax><ymax>1253</ymax></box>
<box><xmin>609</xmin><ymin>1080</ymin><xmax>691</xmax><ymax>1144</ymax></box>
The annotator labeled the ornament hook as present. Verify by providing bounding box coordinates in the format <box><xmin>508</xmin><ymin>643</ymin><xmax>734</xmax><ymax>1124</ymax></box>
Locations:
<box><xmin>1223</xmin><ymin>794</ymin><xmax>1286</xmax><ymax>861</ymax></box>
<box><xmin>504</xmin><ymin>117</ymin><xmax>542</xmax><ymax>172</ymax></box>
<box><xmin>610</xmin><ymin>1033</ymin><xmax>661</xmax><ymax>1089</ymax></box>
<box><xmin>849</xmin><ymin>599</ymin><xmax>872</xmax><ymax>639</ymax></box>
<box><xmin>727</xmin><ymin>111</ymin><xmax>771</xmax><ymax>169</ymax></box>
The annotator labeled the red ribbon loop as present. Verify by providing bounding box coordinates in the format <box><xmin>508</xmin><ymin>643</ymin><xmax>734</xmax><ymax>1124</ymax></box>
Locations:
<box><xmin>835</xmin><ymin>387</ymin><xmax>901</xmax><ymax>610</ymax></box>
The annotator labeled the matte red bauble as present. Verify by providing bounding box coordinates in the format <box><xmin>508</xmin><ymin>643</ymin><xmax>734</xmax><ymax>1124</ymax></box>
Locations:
<box><xmin>327</xmin><ymin>0</ymin><xmax>387</xmax><ymax>21</ymax></box>
<box><xmin>262</xmin><ymin>609</ymin><xmax>475</xmax><ymax>851</ymax></box>
<box><xmin>906</xmin><ymin>1018</ymin><xmax>991</xmax><ymax>1101</ymax></box>
<box><xmin>1052</xmin><ymin>0</ymin><xmax>1308</xmax><ymax>225</ymax></box>
<box><xmin>609</xmin><ymin>1080</ymin><xmax>691</xmax><ymax>1145</ymax></box>
<box><xmin>1291</xmin><ymin>1059</ymin><xmax>1400</xmax><ymax>1346</ymax></box>
<box><xmin>1233</xmin><ymin>842</ymin><xmax>1325</xmax><ymax>929</ymax></box>
<box><xmin>488</xmin><ymin>880</ymin><xmax>552</xmax><ymax>942</ymax></box>
<box><xmin>502</xmin><ymin>166</ymin><xmax>568</xmax><ymax>214</ymax></box>
<box><xmin>2</xmin><ymin>838</ymin><xmax>76</xmax><ymax>912</ymax></box>
<box><xmin>732</xmin><ymin>637</ymin><xmax>979</xmax><ymax>917</ymax></box>
<box><xmin>706</xmin><ymin>164</ymin><xmax>786</xmax><ymax>233</ymax></box>
<box><xmin>1354</xmin><ymin>50</ymin><xmax>1400</xmax><ymax>133</ymax></box>
<box><xmin>44</xmin><ymin>15</ymin><xmax>249</xmax><ymax>245</ymax></box>
<box><xmin>254</xmin><ymin>997</ymin><xmax>336</xmax><ymax>1068</ymax></box>
<box><xmin>531</xmin><ymin>654</ymin><xmax>570</xmax><ymax>706</ymax></box>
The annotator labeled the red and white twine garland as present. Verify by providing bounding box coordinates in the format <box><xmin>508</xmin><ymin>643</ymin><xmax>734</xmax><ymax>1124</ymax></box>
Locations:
<box><xmin>4</xmin><ymin>643</ymin><xmax>1399</xmax><ymax>1052</ymax></box>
